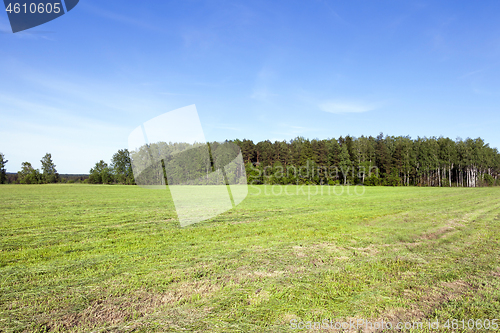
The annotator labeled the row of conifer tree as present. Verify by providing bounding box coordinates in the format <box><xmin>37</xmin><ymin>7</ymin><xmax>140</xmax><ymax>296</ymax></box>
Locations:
<box><xmin>234</xmin><ymin>133</ymin><xmax>500</xmax><ymax>187</ymax></box>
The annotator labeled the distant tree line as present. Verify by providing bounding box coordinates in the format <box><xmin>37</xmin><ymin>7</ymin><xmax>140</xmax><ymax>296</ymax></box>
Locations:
<box><xmin>235</xmin><ymin>134</ymin><xmax>500</xmax><ymax>187</ymax></box>
<box><xmin>2</xmin><ymin>134</ymin><xmax>499</xmax><ymax>187</ymax></box>
<box><xmin>88</xmin><ymin>149</ymin><xmax>135</xmax><ymax>184</ymax></box>
<box><xmin>5</xmin><ymin>153</ymin><xmax>60</xmax><ymax>184</ymax></box>
<box><xmin>0</xmin><ymin>150</ymin><xmax>133</xmax><ymax>185</ymax></box>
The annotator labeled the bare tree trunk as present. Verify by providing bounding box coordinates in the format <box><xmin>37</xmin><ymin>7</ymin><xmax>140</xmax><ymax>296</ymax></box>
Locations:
<box><xmin>460</xmin><ymin>166</ymin><xmax>463</xmax><ymax>187</ymax></box>
<box><xmin>475</xmin><ymin>167</ymin><xmax>478</xmax><ymax>187</ymax></box>
<box><xmin>466</xmin><ymin>168</ymin><xmax>468</xmax><ymax>187</ymax></box>
<box><xmin>468</xmin><ymin>167</ymin><xmax>471</xmax><ymax>188</ymax></box>
<box><xmin>438</xmin><ymin>166</ymin><xmax>441</xmax><ymax>187</ymax></box>
<box><xmin>462</xmin><ymin>167</ymin><xmax>464</xmax><ymax>187</ymax></box>
<box><xmin>449</xmin><ymin>163</ymin><xmax>452</xmax><ymax>187</ymax></box>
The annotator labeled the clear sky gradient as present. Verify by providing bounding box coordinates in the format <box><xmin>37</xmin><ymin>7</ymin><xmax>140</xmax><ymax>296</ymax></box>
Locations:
<box><xmin>1</xmin><ymin>0</ymin><xmax>500</xmax><ymax>173</ymax></box>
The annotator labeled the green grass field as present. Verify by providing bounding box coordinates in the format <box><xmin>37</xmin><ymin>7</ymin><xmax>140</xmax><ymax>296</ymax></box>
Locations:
<box><xmin>1</xmin><ymin>184</ymin><xmax>500</xmax><ymax>332</ymax></box>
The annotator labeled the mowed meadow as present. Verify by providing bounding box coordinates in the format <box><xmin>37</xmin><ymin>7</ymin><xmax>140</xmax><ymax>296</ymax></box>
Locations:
<box><xmin>1</xmin><ymin>184</ymin><xmax>500</xmax><ymax>332</ymax></box>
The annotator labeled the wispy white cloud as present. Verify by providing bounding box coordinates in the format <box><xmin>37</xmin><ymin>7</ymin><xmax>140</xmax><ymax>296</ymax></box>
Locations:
<box><xmin>2</xmin><ymin>127</ymin><xmax>124</xmax><ymax>174</ymax></box>
<box><xmin>0</xmin><ymin>61</ymin><xmax>181</xmax><ymax>173</ymax></box>
<box><xmin>0</xmin><ymin>94</ymin><xmax>131</xmax><ymax>173</ymax></box>
<box><xmin>319</xmin><ymin>101</ymin><xmax>378</xmax><ymax>114</ymax></box>
<box><xmin>0</xmin><ymin>59</ymin><xmax>177</xmax><ymax>119</ymax></box>
<box><xmin>250</xmin><ymin>67</ymin><xmax>279</xmax><ymax>101</ymax></box>
<box><xmin>0</xmin><ymin>20</ymin><xmax>55</xmax><ymax>38</ymax></box>
<box><xmin>251</xmin><ymin>88</ymin><xmax>278</xmax><ymax>100</ymax></box>
<box><xmin>181</xmin><ymin>29</ymin><xmax>218</xmax><ymax>50</ymax></box>
<box><xmin>80</xmin><ymin>2</ymin><xmax>160</xmax><ymax>32</ymax></box>
<box><xmin>159</xmin><ymin>91</ymin><xmax>192</xmax><ymax>97</ymax></box>
<box><xmin>460</xmin><ymin>69</ymin><xmax>485</xmax><ymax>79</ymax></box>
<box><xmin>316</xmin><ymin>0</ymin><xmax>345</xmax><ymax>23</ymax></box>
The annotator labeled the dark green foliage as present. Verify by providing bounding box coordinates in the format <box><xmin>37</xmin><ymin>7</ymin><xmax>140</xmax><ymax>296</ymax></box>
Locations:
<box><xmin>83</xmin><ymin>135</ymin><xmax>500</xmax><ymax>187</ymax></box>
<box><xmin>17</xmin><ymin>162</ymin><xmax>41</xmax><ymax>184</ymax></box>
<box><xmin>364</xmin><ymin>174</ymin><xmax>381</xmax><ymax>186</ymax></box>
<box><xmin>89</xmin><ymin>160</ymin><xmax>112</xmax><ymax>184</ymax></box>
<box><xmin>483</xmin><ymin>174</ymin><xmax>494</xmax><ymax>186</ymax></box>
<box><xmin>234</xmin><ymin>135</ymin><xmax>500</xmax><ymax>187</ymax></box>
<box><xmin>384</xmin><ymin>169</ymin><xmax>402</xmax><ymax>186</ymax></box>
<box><xmin>111</xmin><ymin>149</ymin><xmax>134</xmax><ymax>184</ymax></box>
<box><xmin>338</xmin><ymin>144</ymin><xmax>351</xmax><ymax>185</ymax></box>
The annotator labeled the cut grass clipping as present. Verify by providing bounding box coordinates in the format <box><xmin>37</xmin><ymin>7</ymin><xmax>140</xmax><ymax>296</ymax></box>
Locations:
<box><xmin>1</xmin><ymin>184</ymin><xmax>500</xmax><ymax>332</ymax></box>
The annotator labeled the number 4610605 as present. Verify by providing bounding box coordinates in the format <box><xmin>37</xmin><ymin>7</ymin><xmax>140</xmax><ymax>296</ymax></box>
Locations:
<box><xmin>6</xmin><ymin>2</ymin><xmax>61</xmax><ymax>14</ymax></box>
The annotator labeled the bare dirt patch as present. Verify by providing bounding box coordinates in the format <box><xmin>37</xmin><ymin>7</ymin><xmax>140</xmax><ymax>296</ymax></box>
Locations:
<box><xmin>52</xmin><ymin>280</ymin><xmax>220</xmax><ymax>331</ymax></box>
<box><xmin>370</xmin><ymin>280</ymin><xmax>472</xmax><ymax>332</ymax></box>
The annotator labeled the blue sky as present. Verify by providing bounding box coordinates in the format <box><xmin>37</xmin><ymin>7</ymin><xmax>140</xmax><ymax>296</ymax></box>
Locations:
<box><xmin>1</xmin><ymin>0</ymin><xmax>500</xmax><ymax>173</ymax></box>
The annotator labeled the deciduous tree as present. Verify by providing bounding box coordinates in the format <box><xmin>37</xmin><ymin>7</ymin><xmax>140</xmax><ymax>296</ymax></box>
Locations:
<box><xmin>18</xmin><ymin>162</ymin><xmax>41</xmax><ymax>184</ymax></box>
<box><xmin>40</xmin><ymin>153</ymin><xmax>58</xmax><ymax>183</ymax></box>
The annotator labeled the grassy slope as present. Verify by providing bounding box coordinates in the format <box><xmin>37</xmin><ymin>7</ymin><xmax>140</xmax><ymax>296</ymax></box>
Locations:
<box><xmin>1</xmin><ymin>184</ymin><xmax>499</xmax><ymax>332</ymax></box>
